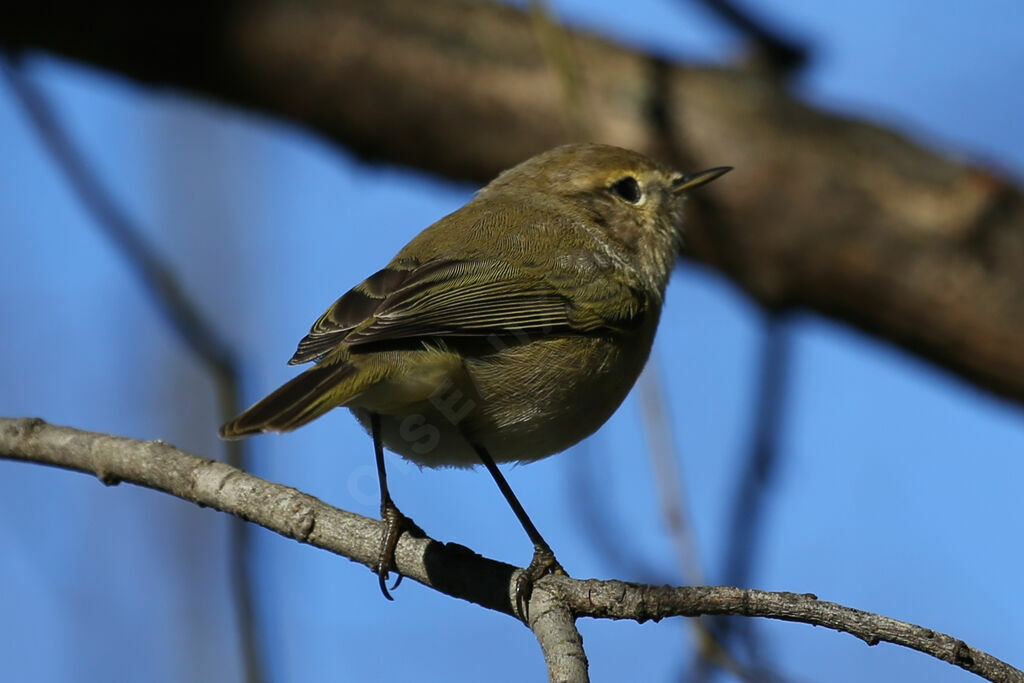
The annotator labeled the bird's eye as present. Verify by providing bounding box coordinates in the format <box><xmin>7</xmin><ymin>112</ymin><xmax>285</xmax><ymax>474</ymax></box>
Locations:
<box><xmin>610</xmin><ymin>176</ymin><xmax>643</xmax><ymax>204</ymax></box>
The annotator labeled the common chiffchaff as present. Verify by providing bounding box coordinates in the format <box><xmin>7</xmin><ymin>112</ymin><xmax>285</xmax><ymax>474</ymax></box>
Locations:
<box><xmin>221</xmin><ymin>143</ymin><xmax>730</xmax><ymax>605</ymax></box>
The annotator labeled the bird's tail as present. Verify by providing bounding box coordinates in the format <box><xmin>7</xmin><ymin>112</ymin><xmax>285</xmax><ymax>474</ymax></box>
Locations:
<box><xmin>219</xmin><ymin>362</ymin><xmax>358</xmax><ymax>439</ymax></box>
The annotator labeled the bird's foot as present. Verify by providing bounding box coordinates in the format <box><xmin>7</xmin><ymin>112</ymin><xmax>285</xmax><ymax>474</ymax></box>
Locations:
<box><xmin>375</xmin><ymin>501</ymin><xmax>425</xmax><ymax>600</ymax></box>
<box><xmin>515</xmin><ymin>543</ymin><xmax>568</xmax><ymax>620</ymax></box>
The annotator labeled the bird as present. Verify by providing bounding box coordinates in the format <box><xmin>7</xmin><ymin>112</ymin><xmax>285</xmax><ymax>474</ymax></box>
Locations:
<box><xmin>220</xmin><ymin>142</ymin><xmax>730</xmax><ymax>609</ymax></box>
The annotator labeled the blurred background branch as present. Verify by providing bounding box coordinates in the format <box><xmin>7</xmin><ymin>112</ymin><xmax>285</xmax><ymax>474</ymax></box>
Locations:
<box><xmin>689</xmin><ymin>0</ymin><xmax>808</xmax><ymax>75</ymax></box>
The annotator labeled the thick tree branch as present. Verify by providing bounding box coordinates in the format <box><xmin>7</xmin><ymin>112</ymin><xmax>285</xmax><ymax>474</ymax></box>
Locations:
<box><xmin>2</xmin><ymin>417</ymin><xmax>1021</xmax><ymax>683</ymax></box>
<box><xmin>3</xmin><ymin>0</ymin><xmax>1023</xmax><ymax>403</ymax></box>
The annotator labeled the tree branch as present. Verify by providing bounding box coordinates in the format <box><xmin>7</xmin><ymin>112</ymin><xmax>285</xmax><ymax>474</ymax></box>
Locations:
<box><xmin>2</xmin><ymin>417</ymin><xmax>1020</xmax><ymax>683</ymax></box>
<box><xmin>0</xmin><ymin>416</ymin><xmax>587</xmax><ymax>681</ymax></box>
<box><xmin>558</xmin><ymin>581</ymin><xmax>1023</xmax><ymax>683</ymax></box>
<box><xmin>3</xmin><ymin>0</ymin><xmax>1023</xmax><ymax>403</ymax></box>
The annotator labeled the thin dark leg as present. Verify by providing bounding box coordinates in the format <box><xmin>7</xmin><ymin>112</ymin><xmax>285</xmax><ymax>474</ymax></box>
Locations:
<box><xmin>473</xmin><ymin>444</ymin><xmax>566</xmax><ymax>617</ymax></box>
<box><xmin>474</xmin><ymin>445</ymin><xmax>551</xmax><ymax>548</ymax></box>
<box><xmin>372</xmin><ymin>412</ymin><xmax>423</xmax><ymax>599</ymax></box>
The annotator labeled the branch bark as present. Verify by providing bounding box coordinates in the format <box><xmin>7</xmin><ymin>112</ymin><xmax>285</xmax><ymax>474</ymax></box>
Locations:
<box><xmin>2</xmin><ymin>0</ymin><xmax>1023</xmax><ymax>403</ymax></box>
<box><xmin>2</xmin><ymin>417</ymin><xmax>1021</xmax><ymax>683</ymax></box>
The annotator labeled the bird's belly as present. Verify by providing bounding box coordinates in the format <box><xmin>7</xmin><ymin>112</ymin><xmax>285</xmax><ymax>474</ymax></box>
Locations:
<box><xmin>351</xmin><ymin>332</ymin><xmax>653</xmax><ymax>468</ymax></box>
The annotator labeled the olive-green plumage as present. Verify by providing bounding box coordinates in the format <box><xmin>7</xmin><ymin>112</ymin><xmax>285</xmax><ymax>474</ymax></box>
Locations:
<box><xmin>220</xmin><ymin>143</ymin><xmax>729</xmax><ymax>468</ymax></box>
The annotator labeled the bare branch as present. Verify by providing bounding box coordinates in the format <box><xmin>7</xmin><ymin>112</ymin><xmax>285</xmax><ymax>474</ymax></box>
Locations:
<box><xmin>2</xmin><ymin>417</ymin><xmax>1020</xmax><ymax>683</ymax></box>
<box><xmin>0</xmin><ymin>416</ymin><xmax>588</xmax><ymax>680</ymax></box>
<box><xmin>559</xmin><ymin>581</ymin><xmax>1024</xmax><ymax>683</ymax></box>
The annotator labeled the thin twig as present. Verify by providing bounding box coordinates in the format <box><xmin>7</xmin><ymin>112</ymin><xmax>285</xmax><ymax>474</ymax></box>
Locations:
<box><xmin>1</xmin><ymin>60</ymin><xmax>264</xmax><ymax>683</ymax></box>
<box><xmin>559</xmin><ymin>579</ymin><xmax>1021</xmax><ymax>683</ymax></box>
<box><xmin>2</xmin><ymin>417</ymin><xmax>1021</xmax><ymax>683</ymax></box>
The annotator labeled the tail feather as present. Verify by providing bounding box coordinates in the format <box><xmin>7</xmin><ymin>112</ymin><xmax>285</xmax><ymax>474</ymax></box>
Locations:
<box><xmin>219</xmin><ymin>362</ymin><xmax>357</xmax><ymax>439</ymax></box>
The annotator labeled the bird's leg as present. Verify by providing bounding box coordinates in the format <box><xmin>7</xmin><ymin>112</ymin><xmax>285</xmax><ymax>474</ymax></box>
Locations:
<box><xmin>372</xmin><ymin>412</ymin><xmax>424</xmax><ymax>600</ymax></box>
<box><xmin>473</xmin><ymin>444</ymin><xmax>567</xmax><ymax>619</ymax></box>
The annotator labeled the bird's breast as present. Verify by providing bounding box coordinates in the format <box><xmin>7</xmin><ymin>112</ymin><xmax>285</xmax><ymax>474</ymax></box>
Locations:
<box><xmin>350</xmin><ymin>318</ymin><xmax>657</xmax><ymax>468</ymax></box>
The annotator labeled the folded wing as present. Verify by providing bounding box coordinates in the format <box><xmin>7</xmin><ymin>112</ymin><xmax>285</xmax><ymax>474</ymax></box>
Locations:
<box><xmin>288</xmin><ymin>257</ymin><xmax>643</xmax><ymax>365</ymax></box>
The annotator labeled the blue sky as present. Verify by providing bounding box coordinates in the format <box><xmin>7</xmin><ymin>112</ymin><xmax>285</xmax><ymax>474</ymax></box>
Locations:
<box><xmin>1</xmin><ymin>2</ymin><xmax>1022</xmax><ymax>681</ymax></box>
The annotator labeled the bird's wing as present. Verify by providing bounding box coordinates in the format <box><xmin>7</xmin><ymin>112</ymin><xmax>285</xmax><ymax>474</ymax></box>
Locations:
<box><xmin>288</xmin><ymin>257</ymin><xmax>645</xmax><ymax>364</ymax></box>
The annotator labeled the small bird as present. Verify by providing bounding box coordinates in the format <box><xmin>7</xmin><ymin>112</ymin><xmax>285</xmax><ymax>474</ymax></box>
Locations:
<box><xmin>220</xmin><ymin>143</ymin><xmax>730</xmax><ymax>606</ymax></box>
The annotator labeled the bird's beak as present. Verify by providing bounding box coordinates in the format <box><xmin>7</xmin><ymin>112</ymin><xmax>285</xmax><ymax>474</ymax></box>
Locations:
<box><xmin>671</xmin><ymin>166</ymin><xmax>732</xmax><ymax>194</ymax></box>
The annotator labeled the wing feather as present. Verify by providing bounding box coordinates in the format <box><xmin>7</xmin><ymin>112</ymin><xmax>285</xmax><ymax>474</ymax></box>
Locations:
<box><xmin>288</xmin><ymin>257</ymin><xmax>643</xmax><ymax>364</ymax></box>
